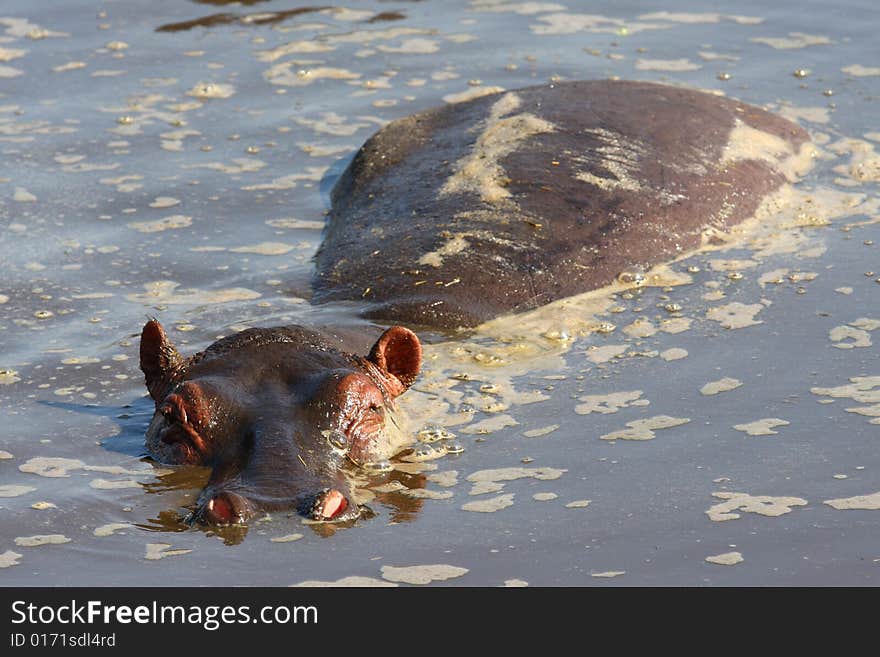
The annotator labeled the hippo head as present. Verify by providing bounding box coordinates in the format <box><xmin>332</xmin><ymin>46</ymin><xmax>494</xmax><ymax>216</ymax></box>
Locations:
<box><xmin>139</xmin><ymin>320</ymin><xmax>421</xmax><ymax>525</ymax></box>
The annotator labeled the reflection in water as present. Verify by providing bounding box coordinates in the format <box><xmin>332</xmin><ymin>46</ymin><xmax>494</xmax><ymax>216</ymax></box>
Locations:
<box><xmin>131</xmin><ymin>457</ymin><xmax>431</xmax><ymax>544</ymax></box>
<box><xmin>156</xmin><ymin>7</ymin><xmax>332</xmax><ymax>33</ymax></box>
<box><xmin>157</xmin><ymin>5</ymin><xmax>407</xmax><ymax>32</ymax></box>
<box><xmin>191</xmin><ymin>0</ymin><xmax>274</xmax><ymax>6</ymax></box>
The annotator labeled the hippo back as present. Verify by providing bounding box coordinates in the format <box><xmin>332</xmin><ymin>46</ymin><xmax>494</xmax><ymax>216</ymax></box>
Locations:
<box><xmin>313</xmin><ymin>79</ymin><xmax>810</xmax><ymax>329</ymax></box>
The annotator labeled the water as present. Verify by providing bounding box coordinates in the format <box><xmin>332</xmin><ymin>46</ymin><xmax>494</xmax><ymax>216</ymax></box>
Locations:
<box><xmin>0</xmin><ymin>0</ymin><xmax>878</xmax><ymax>585</ymax></box>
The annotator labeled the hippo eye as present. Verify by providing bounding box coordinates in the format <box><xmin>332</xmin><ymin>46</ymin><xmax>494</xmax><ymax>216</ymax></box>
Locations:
<box><xmin>369</xmin><ymin>404</ymin><xmax>384</xmax><ymax>415</ymax></box>
<box><xmin>326</xmin><ymin>429</ymin><xmax>348</xmax><ymax>452</ymax></box>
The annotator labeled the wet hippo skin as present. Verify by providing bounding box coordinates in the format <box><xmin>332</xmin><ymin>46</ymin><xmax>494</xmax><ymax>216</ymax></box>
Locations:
<box><xmin>139</xmin><ymin>319</ymin><xmax>421</xmax><ymax>524</ymax></box>
<box><xmin>141</xmin><ymin>80</ymin><xmax>809</xmax><ymax>524</ymax></box>
<box><xmin>314</xmin><ymin>79</ymin><xmax>810</xmax><ymax>329</ymax></box>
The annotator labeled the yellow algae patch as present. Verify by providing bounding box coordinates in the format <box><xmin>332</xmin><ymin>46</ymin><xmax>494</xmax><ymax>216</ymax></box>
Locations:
<box><xmin>600</xmin><ymin>415</ymin><xmax>690</xmax><ymax>441</ymax></box>
<box><xmin>427</xmin><ymin>471</ymin><xmax>458</xmax><ymax>487</ymax></box>
<box><xmin>700</xmin><ymin>377</ymin><xmax>742</xmax><ymax>396</ymax></box>
<box><xmin>503</xmin><ymin>579</ymin><xmax>529</xmax><ymax>587</ymax></box>
<box><xmin>638</xmin><ymin>11</ymin><xmax>762</xmax><ymax>24</ymax></box>
<box><xmin>705</xmin><ymin>551</ymin><xmax>744</xmax><ymax>565</ymax></box>
<box><xmin>188</xmin><ymin>158</ymin><xmax>266</xmax><ymax>174</ymax></box>
<box><xmin>228</xmin><ymin>242</ymin><xmax>295</xmax><ymax>256</ymax></box>
<box><xmin>126</xmin><ymin>281</ymin><xmax>260</xmax><ymax>305</ymax></box>
<box><xmin>90</xmin><ymin>478</ymin><xmax>140</xmax><ymax>490</ymax></box>
<box><xmin>565</xmin><ymin>500</ymin><xmax>591</xmax><ymax>508</ymax></box>
<box><xmin>778</xmin><ymin>105</ymin><xmax>830</xmax><ymax>125</ymax></box>
<box><xmin>0</xmin><ymin>485</ymin><xmax>36</xmax><ymax>497</ymax></box>
<box><xmin>706</xmin><ymin>302</ymin><xmax>764</xmax><ymax>329</ymax></box>
<box><xmin>828</xmin><ymin>138</ymin><xmax>880</xmax><ymax>184</ymax></box>
<box><xmin>128</xmin><ymin>215</ymin><xmax>192</xmax><ymax>233</ymax></box>
<box><xmin>0</xmin><ymin>551</ymin><xmax>22</xmax><ymax>568</ymax></box>
<box><xmin>733</xmin><ymin>418</ymin><xmax>789</xmax><ymax>436</ymax></box>
<box><xmin>32</xmin><ymin>502</ymin><xmax>56</xmax><ymax>510</ymax></box>
<box><xmin>241</xmin><ymin>167</ymin><xmax>327</xmax><ymax>191</ymax></box>
<box><xmin>635</xmin><ymin>58</ymin><xmax>701</xmax><ymax>71</ymax></box>
<box><xmin>660</xmin><ymin>348</ymin><xmax>688</xmax><ymax>361</ymax></box>
<box><xmin>93</xmin><ymin>523</ymin><xmax>132</xmax><ymax>537</ymax></box>
<box><xmin>660</xmin><ymin>318</ymin><xmax>692</xmax><ymax>334</ymax></box>
<box><xmin>824</xmin><ymin>492</ymin><xmax>880</xmax><ymax>510</ymax></box>
<box><xmin>442</xmin><ymin>86</ymin><xmax>506</xmax><ymax>104</ymax></box>
<box><xmin>472</xmin><ymin>3</ymin><xmax>567</xmax><ymax>15</ymax></box>
<box><xmin>418</xmin><ymin>233</ymin><xmax>470</xmax><ymax>268</ymax></box>
<box><xmin>758</xmin><ymin>268</ymin><xmax>789</xmax><ymax>286</ymax></box>
<box><xmin>532</xmin><ymin>492</ymin><xmax>557</xmax><ymax>501</ymax></box>
<box><xmin>591</xmin><ymin>571</ymin><xmax>625</xmax><ymax>578</ymax></box>
<box><xmin>750</xmin><ymin>33</ymin><xmax>832</xmax><ymax>49</ymax></box>
<box><xmin>586</xmin><ymin>344</ymin><xmax>627</xmax><ymax>364</ymax></box>
<box><xmin>187</xmin><ymin>82</ymin><xmax>235</xmax><ymax>99</ymax></box>
<box><xmin>622</xmin><ymin>318</ymin><xmax>657</xmax><ymax>338</ymax></box>
<box><xmin>255</xmin><ymin>40</ymin><xmax>336</xmax><ymax>63</ymax></box>
<box><xmin>149</xmin><ymin>196</ymin><xmax>180</xmax><ymax>208</ymax></box>
<box><xmin>270</xmin><ymin>533</ymin><xmax>304</xmax><ymax>543</ymax></box>
<box><xmin>53</xmin><ymin>61</ymin><xmax>87</xmax><ymax>73</ymax></box>
<box><xmin>842</xmin><ymin>64</ymin><xmax>880</xmax><ymax>77</ymax></box>
<box><xmin>293</xmin><ymin>113</ymin><xmax>371</xmax><ymax>137</ymax></box>
<box><xmin>440</xmin><ymin>92</ymin><xmax>556</xmax><ymax>205</ymax></box>
<box><xmin>13</xmin><ymin>187</ymin><xmax>36</xmax><ymax>202</ymax></box>
<box><xmin>264</xmin><ymin>63</ymin><xmax>360</xmax><ymax>87</ymax></box>
<box><xmin>530</xmin><ymin>13</ymin><xmax>669</xmax><ymax>36</ymax></box>
<box><xmin>829</xmin><ymin>325</ymin><xmax>871</xmax><ymax>349</ymax></box>
<box><xmin>810</xmin><ymin>377</ymin><xmax>880</xmax><ymax>405</ymax></box>
<box><xmin>0</xmin><ymin>369</ymin><xmax>21</xmax><ymax>384</ymax></box>
<box><xmin>573</xmin><ymin>127</ymin><xmax>646</xmax><ymax>193</ymax></box>
<box><xmin>720</xmin><ymin>120</ymin><xmax>797</xmax><ymax>175</ymax></box>
<box><xmin>399</xmin><ymin>489</ymin><xmax>453</xmax><ymax>500</ymax></box>
<box><xmin>575</xmin><ymin>390</ymin><xmax>646</xmax><ymax>415</ymax></box>
<box><xmin>19</xmin><ymin>457</ymin><xmax>85</xmax><ymax>477</ymax></box>
<box><xmin>377</xmin><ymin>38</ymin><xmax>439</xmax><ymax>54</ymax></box>
<box><xmin>709</xmin><ymin>258</ymin><xmax>759</xmax><ymax>272</ymax></box>
<box><xmin>459</xmin><ymin>414</ymin><xmax>518</xmax><ymax>434</ymax></box>
<box><xmin>266</xmin><ymin>217</ymin><xmax>325</xmax><ymax>230</ymax></box>
<box><xmin>298</xmin><ymin>143</ymin><xmax>353</xmax><ymax>157</ymax></box>
<box><xmin>295</xmin><ymin>577</ymin><xmax>397</xmax><ymax>587</ymax></box>
<box><xmin>462</xmin><ymin>493</ymin><xmax>515</xmax><ymax>512</ymax></box>
<box><xmin>0</xmin><ymin>64</ymin><xmax>22</xmax><ymax>78</ymax></box>
<box><xmin>145</xmin><ymin>543</ymin><xmax>191</xmax><ymax>560</ymax></box>
<box><xmin>523</xmin><ymin>424</ymin><xmax>559</xmax><ymax>438</ymax></box>
<box><xmin>467</xmin><ymin>466</ymin><xmax>565</xmax><ymax>488</ymax></box>
<box><xmin>15</xmin><ymin>535</ymin><xmax>71</xmax><ymax>547</ymax></box>
<box><xmin>0</xmin><ymin>450</ymin><xmax>13</xmax><ymax>459</ymax></box>
<box><xmin>706</xmin><ymin>492</ymin><xmax>807</xmax><ymax>521</ymax></box>
<box><xmin>381</xmin><ymin>564</ymin><xmax>468</xmax><ymax>585</ymax></box>
<box><xmin>0</xmin><ymin>47</ymin><xmax>26</xmax><ymax>61</ymax></box>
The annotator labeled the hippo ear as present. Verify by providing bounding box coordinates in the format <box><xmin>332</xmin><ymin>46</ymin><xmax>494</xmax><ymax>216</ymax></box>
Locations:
<box><xmin>140</xmin><ymin>319</ymin><xmax>185</xmax><ymax>401</ymax></box>
<box><xmin>367</xmin><ymin>326</ymin><xmax>422</xmax><ymax>393</ymax></box>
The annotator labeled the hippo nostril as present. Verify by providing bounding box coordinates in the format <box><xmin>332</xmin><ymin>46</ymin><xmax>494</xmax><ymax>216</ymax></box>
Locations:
<box><xmin>319</xmin><ymin>489</ymin><xmax>348</xmax><ymax>519</ymax></box>
<box><xmin>201</xmin><ymin>492</ymin><xmax>251</xmax><ymax>525</ymax></box>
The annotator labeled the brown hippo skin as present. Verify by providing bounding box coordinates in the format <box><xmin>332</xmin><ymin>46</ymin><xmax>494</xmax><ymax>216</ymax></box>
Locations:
<box><xmin>139</xmin><ymin>319</ymin><xmax>421</xmax><ymax>524</ymax></box>
<box><xmin>314</xmin><ymin>79</ymin><xmax>810</xmax><ymax>329</ymax></box>
<box><xmin>140</xmin><ymin>80</ymin><xmax>809</xmax><ymax>524</ymax></box>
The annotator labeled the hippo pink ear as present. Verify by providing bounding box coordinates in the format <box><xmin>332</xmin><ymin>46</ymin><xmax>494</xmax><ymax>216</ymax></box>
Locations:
<box><xmin>140</xmin><ymin>319</ymin><xmax>185</xmax><ymax>401</ymax></box>
<box><xmin>367</xmin><ymin>326</ymin><xmax>422</xmax><ymax>394</ymax></box>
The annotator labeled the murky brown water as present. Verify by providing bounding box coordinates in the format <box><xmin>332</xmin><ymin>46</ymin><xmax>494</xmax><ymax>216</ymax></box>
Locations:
<box><xmin>1</xmin><ymin>0</ymin><xmax>878</xmax><ymax>586</ymax></box>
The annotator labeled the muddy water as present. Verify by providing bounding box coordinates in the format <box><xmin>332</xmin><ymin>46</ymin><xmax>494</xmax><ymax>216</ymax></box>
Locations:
<box><xmin>1</xmin><ymin>0</ymin><xmax>878</xmax><ymax>586</ymax></box>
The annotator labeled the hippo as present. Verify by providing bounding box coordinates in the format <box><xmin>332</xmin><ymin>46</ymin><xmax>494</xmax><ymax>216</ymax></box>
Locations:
<box><xmin>139</xmin><ymin>319</ymin><xmax>422</xmax><ymax>524</ymax></box>
<box><xmin>141</xmin><ymin>79</ymin><xmax>811</xmax><ymax>524</ymax></box>
<box><xmin>314</xmin><ymin>79</ymin><xmax>811</xmax><ymax>329</ymax></box>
